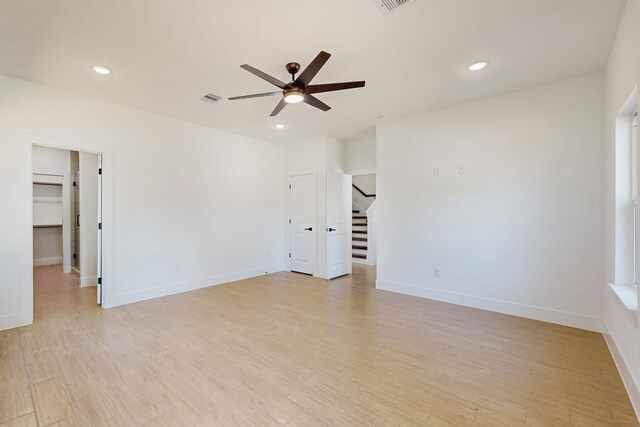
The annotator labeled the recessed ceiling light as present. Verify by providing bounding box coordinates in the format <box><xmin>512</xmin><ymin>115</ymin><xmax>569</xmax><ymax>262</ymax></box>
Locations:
<box><xmin>275</xmin><ymin>124</ymin><xmax>285</xmax><ymax>129</ymax></box>
<box><xmin>92</xmin><ymin>65</ymin><xmax>112</xmax><ymax>75</ymax></box>
<box><xmin>468</xmin><ymin>61</ymin><xmax>488</xmax><ymax>71</ymax></box>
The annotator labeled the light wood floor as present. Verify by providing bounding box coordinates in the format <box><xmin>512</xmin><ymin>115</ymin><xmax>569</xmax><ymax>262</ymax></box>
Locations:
<box><xmin>0</xmin><ymin>265</ymin><xmax>637</xmax><ymax>426</ymax></box>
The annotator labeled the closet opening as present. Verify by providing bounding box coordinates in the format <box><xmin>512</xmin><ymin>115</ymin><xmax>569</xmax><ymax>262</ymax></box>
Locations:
<box><xmin>32</xmin><ymin>145</ymin><xmax>104</xmax><ymax>306</ymax></box>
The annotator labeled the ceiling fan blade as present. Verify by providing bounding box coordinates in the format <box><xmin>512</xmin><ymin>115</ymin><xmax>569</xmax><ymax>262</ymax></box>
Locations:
<box><xmin>228</xmin><ymin>91</ymin><xmax>281</xmax><ymax>100</ymax></box>
<box><xmin>294</xmin><ymin>51</ymin><xmax>331</xmax><ymax>87</ymax></box>
<box><xmin>307</xmin><ymin>81</ymin><xmax>366</xmax><ymax>94</ymax></box>
<box><xmin>240</xmin><ymin>64</ymin><xmax>287</xmax><ymax>89</ymax></box>
<box><xmin>270</xmin><ymin>98</ymin><xmax>287</xmax><ymax>116</ymax></box>
<box><xmin>303</xmin><ymin>94</ymin><xmax>331</xmax><ymax>112</ymax></box>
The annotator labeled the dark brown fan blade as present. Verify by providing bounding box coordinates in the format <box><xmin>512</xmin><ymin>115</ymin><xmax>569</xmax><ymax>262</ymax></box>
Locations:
<box><xmin>270</xmin><ymin>98</ymin><xmax>287</xmax><ymax>116</ymax></box>
<box><xmin>240</xmin><ymin>64</ymin><xmax>287</xmax><ymax>89</ymax></box>
<box><xmin>303</xmin><ymin>95</ymin><xmax>331</xmax><ymax>112</ymax></box>
<box><xmin>294</xmin><ymin>51</ymin><xmax>331</xmax><ymax>87</ymax></box>
<box><xmin>228</xmin><ymin>91</ymin><xmax>281</xmax><ymax>100</ymax></box>
<box><xmin>307</xmin><ymin>81</ymin><xmax>365</xmax><ymax>94</ymax></box>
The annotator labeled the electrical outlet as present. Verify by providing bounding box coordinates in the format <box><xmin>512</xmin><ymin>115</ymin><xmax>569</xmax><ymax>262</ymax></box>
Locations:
<box><xmin>433</xmin><ymin>168</ymin><xmax>440</xmax><ymax>177</ymax></box>
<box><xmin>433</xmin><ymin>268</ymin><xmax>440</xmax><ymax>277</ymax></box>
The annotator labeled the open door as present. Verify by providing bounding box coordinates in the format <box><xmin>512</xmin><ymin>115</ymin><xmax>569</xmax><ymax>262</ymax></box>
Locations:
<box><xmin>326</xmin><ymin>171</ymin><xmax>352</xmax><ymax>279</ymax></box>
<box><xmin>290</xmin><ymin>174</ymin><xmax>317</xmax><ymax>275</ymax></box>
<box><xmin>96</xmin><ymin>155</ymin><xmax>103</xmax><ymax>305</ymax></box>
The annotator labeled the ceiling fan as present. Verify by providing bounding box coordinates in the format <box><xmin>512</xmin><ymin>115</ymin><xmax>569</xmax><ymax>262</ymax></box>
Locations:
<box><xmin>228</xmin><ymin>51</ymin><xmax>365</xmax><ymax>117</ymax></box>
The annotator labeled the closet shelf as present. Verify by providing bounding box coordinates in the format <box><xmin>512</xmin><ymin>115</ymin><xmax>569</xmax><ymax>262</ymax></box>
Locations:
<box><xmin>33</xmin><ymin>182</ymin><xmax>63</xmax><ymax>187</ymax></box>
<box><xmin>33</xmin><ymin>224</ymin><xmax>63</xmax><ymax>229</ymax></box>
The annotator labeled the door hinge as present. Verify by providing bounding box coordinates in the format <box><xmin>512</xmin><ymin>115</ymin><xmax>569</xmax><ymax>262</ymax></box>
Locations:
<box><xmin>72</xmin><ymin>181</ymin><xmax>76</xmax><ymax>187</ymax></box>
<box><xmin>289</xmin><ymin>184</ymin><xmax>291</xmax><ymax>189</ymax></box>
<box><xmin>98</xmin><ymin>277</ymin><xmax>102</xmax><ymax>285</ymax></box>
<box><xmin>73</xmin><ymin>253</ymin><xmax>77</xmax><ymax>259</ymax></box>
<box><xmin>98</xmin><ymin>223</ymin><xmax>102</xmax><ymax>230</ymax></box>
<box><xmin>288</xmin><ymin>219</ymin><xmax>291</xmax><ymax>224</ymax></box>
<box><xmin>98</xmin><ymin>168</ymin><xmax>102</xmax><ymax>175</ymax></box>
<box><xmin>288</xmin><ymin>253</ymin><xmax>291</xmax><ymax>258</ymax></box>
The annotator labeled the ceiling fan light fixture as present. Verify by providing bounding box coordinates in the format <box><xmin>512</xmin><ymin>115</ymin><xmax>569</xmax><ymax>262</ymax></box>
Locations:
<box><xmin>284</xmin><ymin>89</ymin><xmax>305</xmax><ymax>104</ymax></box>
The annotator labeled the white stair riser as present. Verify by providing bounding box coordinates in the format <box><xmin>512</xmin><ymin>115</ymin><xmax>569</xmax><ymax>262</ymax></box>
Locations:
<box><xmin>352</xmin><ymin>213</ymin><xmax>368</xmax><ymax>259</ymax></box>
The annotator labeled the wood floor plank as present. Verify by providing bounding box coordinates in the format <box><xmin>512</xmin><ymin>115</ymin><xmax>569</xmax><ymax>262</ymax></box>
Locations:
<box><xmin>0</xmin><ymin>381</ymin><xmax>33</xmax><ymax>424</ymax></box>
<box><xmin>30</xmin><ymin>377</ymin><xmax>79</xmax><ymax>426</ymax></box>
<box><xmin>0</xmin><ymin>264</ymin><xmax>637</xmax><ymax>425</ymax></box>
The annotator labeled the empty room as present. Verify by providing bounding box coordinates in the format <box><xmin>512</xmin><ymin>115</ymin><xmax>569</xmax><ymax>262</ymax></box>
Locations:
<box><xmin>2</xmin><ymin>0</ymin><xmax>640</xmax><ymax>425</ymax></box>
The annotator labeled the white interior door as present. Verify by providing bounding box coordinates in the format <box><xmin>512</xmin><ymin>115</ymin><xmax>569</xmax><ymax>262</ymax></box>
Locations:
<box><xmin>290</xmin><ymin>174</ymin><xmax>316</xmax><ymax>275</ymax></box>
<box><xmin>326</xmin><ymin>171</ymin><xmax>352</xmax><ymax>279</ymax></box>
<box><xmin>97</xmin><ymin>155</ymin><xmax>103</xmax><ymax>305</ymax></box>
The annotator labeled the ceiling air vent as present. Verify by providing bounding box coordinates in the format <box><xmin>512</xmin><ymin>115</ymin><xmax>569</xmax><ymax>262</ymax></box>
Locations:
<box><xmin>203</xmin><ymin>93</ymin><xmax>222</xmax><ymax>102</ymax></box>
<box><xmin>372</xmin><ymin>0</ymin><xmax>416</xmax><ymax>15</ymax></box>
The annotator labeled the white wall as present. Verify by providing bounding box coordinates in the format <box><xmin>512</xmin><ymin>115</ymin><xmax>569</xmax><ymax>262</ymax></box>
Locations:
<box><xmin>33</xmin><ymin>145</ymin><xmax>70</xmax><ymax>175</ymax></box>
<box><xmin>604</xmin><ymin>0</ymin><xmax>640</xmax><ymax>416</ymax></box>
<box><xmin>344</xmin><ymin>137</ymin><xmax>376</xmax><ymax>175</ymax></box>
<box><xmin>376</xmin><ymin>73</ymin><xmax>605</xmax><ymax>332</ymax></box>
<box><xmin>78</xmin><ymin>152</ymin><xmax>99</xmax><ymax>287</ymax></box>
<box><xmin>0</xmin><ymin>74</ymin><xmax>286</xmax><ymax>331</ymax></box>
<box><xmin>32</xmin><ymin>183</ymin><xmax>63</xmax><ymax>266</ymax></box>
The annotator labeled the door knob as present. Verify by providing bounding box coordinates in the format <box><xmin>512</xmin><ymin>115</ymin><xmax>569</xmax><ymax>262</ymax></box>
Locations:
<box><xmin>326</xmin><ymin>227</ymin><xmax>336</xmax><ymax>232</ymax></box>
<box><xmin>304</xmin><ymin>227</ymin><xmax>313</xmax><ymax>231</ymax></box>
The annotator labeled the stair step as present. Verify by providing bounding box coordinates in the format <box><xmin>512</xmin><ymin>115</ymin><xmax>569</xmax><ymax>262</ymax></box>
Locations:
<box><xmin>352</xmin><ymin>210</ymin><xmax>360</xmax><ymax>213</ymax></box>
<box><xmin>352</xmin><ymin>244</ymin><xmax>368</xmax><ymax>250</ymax></box>
<box><xmin>352</xmin><ymin>215</ymin><xmax>366</xmax><ymax>219</ymax></box>
<box><xmin>353</xmin><ymin>237</ymin><xmax>368</xmax><ymax>242</ymax></box>
<box><xmin>353</xmin><ymin>254</ymin><xmax>367</xmax><ymax>259</ymax></box>
<box><xmin>353</xmin><ymin>230</ymin><xmax>367</xmax><ymax>234</ymax></box>
<box><xmin>353</xmin><ymin>223</ymin><xmax>367</xmax><ymax>227</ymax></box>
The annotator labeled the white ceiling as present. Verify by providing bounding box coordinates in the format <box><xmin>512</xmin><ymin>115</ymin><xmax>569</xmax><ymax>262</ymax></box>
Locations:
<box><xmin>0</xmin><ymin>0</ymin><xmax>626</xmax><ymax>144</ymax></box>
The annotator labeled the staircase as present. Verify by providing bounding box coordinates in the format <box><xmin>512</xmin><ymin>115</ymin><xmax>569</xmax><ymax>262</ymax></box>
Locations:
<box><xmin>352</xmin><ymin>209</ymin><xmax>368</xmax><ymax>261</ymax></box>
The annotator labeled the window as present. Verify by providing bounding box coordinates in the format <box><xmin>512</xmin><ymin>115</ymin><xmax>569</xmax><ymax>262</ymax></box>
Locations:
<box><xmin>614</xmin><ymin>87</ymin><xmax>639</xmax><ymax>287</ymax></box>
<box><xmin>633</xmin><ymin>112</ymin><xmax>638</xmax><ymax>284</ymax></box>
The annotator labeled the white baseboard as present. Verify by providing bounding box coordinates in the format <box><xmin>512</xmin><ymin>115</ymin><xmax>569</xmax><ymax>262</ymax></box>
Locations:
<box><xmin>0</xmin><ymin>312</ymin><xmax>31</xmax><ymax>332</ymax></box>
<box><xmin>80</xmin><ymin>276</ymin><xmax>97</xmax><ymax>287</ymax></box>
<box><xmin>603</xmin><ymin>322</ymin><xmax>640</xmax><ymax>421</ymax></box>
<box><xmin>352</xmin><ymin>258</ymin><xmax>368</xmax><ymax>265</ymax></box>
<box><xmin>33</xmin><ymin>257</ymin><xmax>62</xmax><ymax>266</ymax></box>
<box><xmin>376</xmin><ymin>279</ymin><xmax>603</xmax><ymax>332</ymax></box>
<box><xmin>109</xmin><ymin>264</ymin><xmax>286</xmax><ymax>308</ymax></box>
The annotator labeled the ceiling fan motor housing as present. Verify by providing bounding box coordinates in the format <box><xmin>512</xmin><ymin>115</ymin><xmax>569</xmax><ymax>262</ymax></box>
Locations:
<box><xmin>286</xmin><ymin>62</ymin><xmax>301</xmax><ymax>78</ymax></box>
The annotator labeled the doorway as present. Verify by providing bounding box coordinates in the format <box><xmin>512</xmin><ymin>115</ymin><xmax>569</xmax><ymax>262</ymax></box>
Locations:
<box><xmin>351</xmin><ymin>173</ymin><xmax>377</xmax><ymax>267</ymax></box>
<box><xmin>32</xmin><ymin>145</ymin><xmax>103</xmax><ymax>305</ymax></box>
